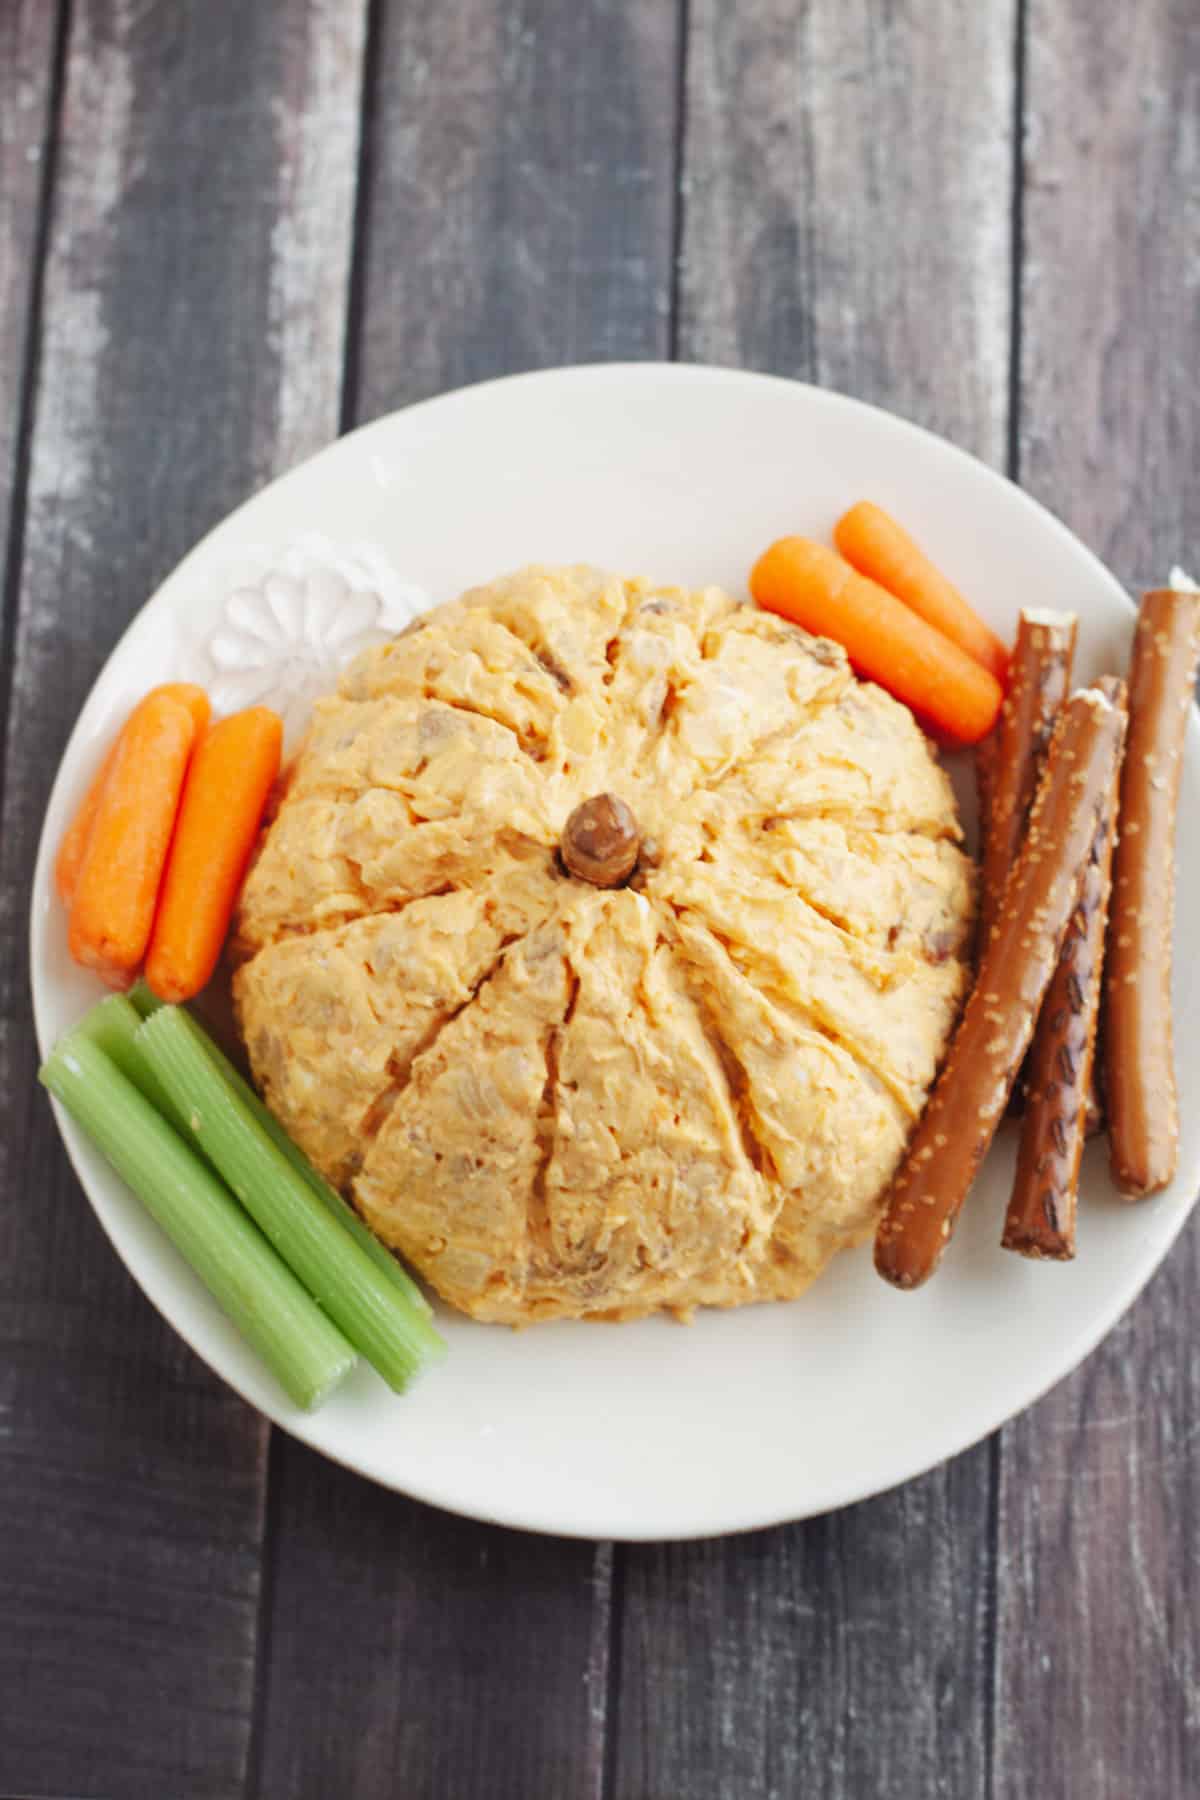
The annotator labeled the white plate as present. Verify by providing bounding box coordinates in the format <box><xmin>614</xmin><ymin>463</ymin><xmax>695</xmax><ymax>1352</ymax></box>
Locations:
<box><xmin>31</xmin><ymin>364</ymin><xmax>1200</xmax><ymax>1540</ymax></box>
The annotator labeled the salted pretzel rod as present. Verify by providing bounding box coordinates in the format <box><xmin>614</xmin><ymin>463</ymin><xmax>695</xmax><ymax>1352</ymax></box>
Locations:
<box><xmin>875</xmin><ymin>685</ymin><xmax>1128</xmax><ymax>1290</ymax></box>
<box><xmin>1104</xmin><ymin>584</ymin><xmax>1200</xmax><ymax>1196</ymax></box>
<box><xmin>1002</xmin><ymin>677</ymin><xmax>1127</xmax><ymax>1259</ymax></box>
<box><xmin>978</xmin><ymin>610</ymin><xmax>1077</xmax><ymax>949</ymax></box>
<box><xmin>974</xmin><ymin>731</ymin><xmax>996</xmax><ymax>859</ymax></box>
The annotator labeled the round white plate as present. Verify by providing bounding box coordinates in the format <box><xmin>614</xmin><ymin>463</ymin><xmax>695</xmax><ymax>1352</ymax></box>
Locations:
<box><xmin>31</xmin><ymin>364</ymin><xmax>1200</xmax><ymax>1540</ymax></box>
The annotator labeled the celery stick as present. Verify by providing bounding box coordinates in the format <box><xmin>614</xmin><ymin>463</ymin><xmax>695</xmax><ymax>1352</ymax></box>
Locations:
<box><xmin>138</xmin><ymin>1006</ymin><xmax>446</xmax><ymax>1390</ymax></box>
<box><xmin>185</xmin><ymin>1011</ymin><xmax>431</xmax><ymax>1316</ymax></box>
<box><xmin>40</xmin><ymin>1035</ymin><xmax>356</xmax><ymax>1411</ymax></box>
<box><xmin>130</xmin><ymin>981</ymin><xmax>432</xmax><ymax>1318</ymax></box>
<box><xmin>127</xmin><ymin>979</ymin><xmax>163</xmax><ymax>1020</ymax></box>
<box><xmin>75</xmin><ymin>994</ymin><xmax>186</xmax><ymax>1132</ymax></box>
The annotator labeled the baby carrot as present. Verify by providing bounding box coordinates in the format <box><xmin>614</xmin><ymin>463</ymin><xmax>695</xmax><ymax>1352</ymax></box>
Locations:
<box><xmin>55</xmin><ymin>738</ymin><xmax>118</xmax><ymax>906</ymax></box>
<box><xmin>55</xmin><ymin>684</ymin><xmax>211</xmax><ymax>906</ymax></box>
<box><xmin>834</xmin><ymin>501</ymin><xmax>1010</xmax><ymax>685</ymax></box>
<box><xmin>750</xmin><ymin>537</ymin><xmax>1003</xmax><ymax>745</ymax></box>
<box><xmin>145</xmin><ymin>706</ymin><xmax>283</xmax><ymax>1003</ymax></box>
<box><xmin>68</xmin><ymin>691</ymin><xmax>200</xmax><ymax>986</ymax></box>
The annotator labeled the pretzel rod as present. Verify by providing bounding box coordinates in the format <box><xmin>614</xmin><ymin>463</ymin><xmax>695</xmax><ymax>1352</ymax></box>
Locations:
<box><xmin>979</xmin><ymin>610</ymin><xmax>1078</xmax><ymax>948</ymax></box>
<box><xmin>875</xmin><ymin>686</ymin><xmax>1128</xmax><ymax>1289</ymax></box>
<box><xmin>975</xmin><ymin>728</ymin><xmax>997</xmax><ymax>832</ymax></box>
<box><xmin>1002</xmin><ymin>677</ymin><xmax>1127</xmax><ymax>1258</ymax></box>
<box><xmin>1084</xmin><ymin>1083</ymin><xmax>1104</xmax><ymax>1139</ymax></box>
<box><xmin>974</xmin><ymin>730</ymin><xmax>997</xmax><ymax>909</ymax></box>
<box><xmin>1105</xmin><ymin>586</ymin><xmax>1200</xmax><ymax>1196</ymax></box>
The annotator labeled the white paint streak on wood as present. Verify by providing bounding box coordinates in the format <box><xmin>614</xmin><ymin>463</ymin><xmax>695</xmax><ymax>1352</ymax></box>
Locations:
<box><xmin>582</xmin><ymin>1538</ymin><xmax>614</xmax><ymax>1800</ymax></box>
<box><xmin>0</xmin><ymin>0</ymin><xmax>62</xmax><ymax>581</ymax></box>
<box><xmin>354</xmin><ymin>0</ymin><xmax>678</xmax><ymax>415</ymax></box>
<box><xmin>1018</xmin><ymin>0</ymin><xmax>1200</xmax><ymax>580</ymax></box>
<box><xmin>23</xmin><ymin>15</ymin><xmax>137</xmax><ymax>549</ymax></box>
<box><xmin>266</xmin><ymin>1</ymin><xmax>369</xmax><ymax>470</ymax></box>
<box><xmin>679</xmin><ymin>0</ymin><xmax>1016</xmax><ymax>468</ymax></box>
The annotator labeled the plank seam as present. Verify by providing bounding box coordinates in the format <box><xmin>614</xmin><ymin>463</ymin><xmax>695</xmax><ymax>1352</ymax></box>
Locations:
<box><xmin>244</xmin><ymin>3</ymin><xmax>381</xmax><ymax>1786</ymax></box>
<box><xmin>0</xmin><ymin>0</ymin><xmax>73</xmax><ymax>817</ymax></box>
<box><xmin>989</xmin><ymin>3</ymin><xmax>1029</xmax><ymax>1794</ymax></box>
<box><xmin>1005</xmin><ymin>0</ymin><xmax>1028</xmax><ymax>488</ymax></box>
<box><xmin>984</xmin><ymin>1434</ymin><xmax>1001</xmax><ymax>1800</ymax></box>
<box><xmin>339</xmin><ymin>0</ymin><xmax>384</xmax><ymax>434</ymax></box>
<box><xmin>243</xmin><ymin>1429</ymin><xmax>286</xmax><ymax>1800</ymax></box>
<box><xmin>666</xmin><ymin>0</ymin><xmax>691</xmax><ymax>364</ymax></box>
<box><xmin>600</xmin><ymin>1538</ymin><xmax>627</xmax><ymax>1800</ymax></box>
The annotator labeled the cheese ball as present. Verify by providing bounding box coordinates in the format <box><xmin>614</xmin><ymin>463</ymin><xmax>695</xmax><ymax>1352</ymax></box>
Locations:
<box><xmin>234</xmin><ymin>566</ymin><xmax>974</xmax><ymax>1322</ymax></box>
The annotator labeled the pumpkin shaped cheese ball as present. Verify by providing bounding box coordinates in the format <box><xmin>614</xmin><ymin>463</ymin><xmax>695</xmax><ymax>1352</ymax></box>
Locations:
<box><xmin>232</xmin><ymin>566</ymin><xmax>975</xmax><ymax>1323</ymax></box>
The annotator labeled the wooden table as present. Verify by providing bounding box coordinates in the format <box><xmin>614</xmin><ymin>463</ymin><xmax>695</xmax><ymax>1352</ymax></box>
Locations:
<box><xmin>2</xmin><ymin>3</ymin><xmax>1197</xmax><ymax>1796</ymax></box>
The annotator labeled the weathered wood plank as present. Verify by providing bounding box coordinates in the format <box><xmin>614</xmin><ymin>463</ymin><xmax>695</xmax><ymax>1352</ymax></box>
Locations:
<box><xmin>0</xmin><ymin>3</ymin><xmax>366</xmax><ymax>1794</ymax></box>
<box><xmin>678</xmin><ymin>0</ymin><xmax>1014</xmax><ymax>465</ymax></box>
<box><xmin>349</xmin><ymin>0</ymin><xmax>680</xmax><ymax>418</ymax></box>
<box><xmin>0</xmin><ymin>0</ymin><xmax>61</xmax><ymax>605</ymax></box>
<box><xmin>1014</xmin><ymin>0</ymin><xmax>1200</xmax><ymax>581</ymax></box>
<box><xmin>613</xmin><ymin>5</ymin><xmax>1016</xmax><ymax>1796</ymax></box>
<box><xmin>994</xmin><ymin>4</ymin><xmax>1200</xmax><ymax>1796</ymax></box>
<box><xmin>254</xmin><ymin>1445</ymin><xmax>616</xmax><ymax>1800</ymax></box>
<box><xmin>250</xmin><ymin>4</ymin><xmax>679</xmax><ymax>1796</ymax></box>
<box><xmin>616</xmin><ymin>1455</ymin><xmax>1000</xmax><ymax>1800</ymax></box>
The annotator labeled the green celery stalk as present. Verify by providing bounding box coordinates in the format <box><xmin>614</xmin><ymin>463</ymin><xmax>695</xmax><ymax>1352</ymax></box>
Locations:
<box><xmin>128</xmin><ymin>982</ymin><xmax>431</xmax><ymax>1318</ymax></box>
<box><xmin>127</xmin><ymin>980</ymin><xmax>164</xmax><ymax>1021</ymax></box>
<box><xmin>137</xmin><ymin>1006</ymin><xmax>446</xmax><ymax>1391</ymax></box>
<box><xmin>184</xmin><ymin>1013</ymin><xmax>432</xmax><ymax>1317</ymax></box>
<box><xmin>40</xmin><ymin>1034</ymin><xmax>356</xmax><ymax>1411</ymax></box>
<box><xmin>74</xmin><ymin>993</ymin><xmax>187</xmax><ymax>1132</ymax></box>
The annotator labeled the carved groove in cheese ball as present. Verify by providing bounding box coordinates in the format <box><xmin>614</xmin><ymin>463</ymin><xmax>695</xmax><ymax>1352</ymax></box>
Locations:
<box><xmin>233</xmin><ymin>565</ymin><xmax>975</xmax><ymax>1324</ymax></box>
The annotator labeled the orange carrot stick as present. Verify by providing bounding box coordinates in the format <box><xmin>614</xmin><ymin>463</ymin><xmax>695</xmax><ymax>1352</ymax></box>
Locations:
<box><xmin>834</xmin><ymin>502</ymin><xmax>1010</xmax><ymax>686</ymax></box>
<box><xmin>55</xmin><ymin>684</ymin><xmax>211</xmax><ymax>905</ymax></box>
<box><xmin>68</xmin><ymin>692</ymin><xmax>201</xmax><ymax>986</ymax></box>
<box><xmin>55</xmin><ymin>738</ymin><xmax>119</xmax><ymax>906</ymax></box>
<box><xmin>145</xmin><ymin>706</ymin><xmax>283</xmax><ymax>1003</ymax></box>
<box><xmin>750</xmin><ymin>537</ymin><xmax>1003</xmax><ymax>745</ymax></box>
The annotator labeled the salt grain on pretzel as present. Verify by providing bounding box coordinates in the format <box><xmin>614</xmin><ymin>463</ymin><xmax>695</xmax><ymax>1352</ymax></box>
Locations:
<box><xmin>1002</xmin><ymin>677</ymin><xmax>1126</xmax><ymax>1259</ymax></box>
<box><xmin>876</xmin><ymin>685</ymin><xmax>1128</xmax><ymax>1289</ymax></box>
<box><xmin>1104</xmin><ymin>585</ymin><xmax>1200</xmax><ymax>1197</ymax></box>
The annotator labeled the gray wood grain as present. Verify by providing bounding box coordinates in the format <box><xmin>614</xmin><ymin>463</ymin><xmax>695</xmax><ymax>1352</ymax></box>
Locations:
<box><xmin>1015</xmin><ymin>0</ymin><xmax>1199</xmax><ymax>584</ymax></box>
<box><xmin>3</xmin><ymin>4</ymin><xmax>1196</xmax><ymax>1796</ymax></box>
<box><xmin>249</xmin><ymin>4</ymin><xmax>679</xmax><ymax>1797</ymax></box>
<box><xmin>613</xmin><ymin>5</ymin><xmax>1016</xmax><ymax>1796</ymax></box>
<box><xmin>253</xmin><ymin>1445</ymin><xmax>615</xmax><ymax>1800</ymax></box>
<box><xmin>616</xmin><ymin>1458</ymin><xmax>997</xmax><ymax>1800</ymax></box>
<box><xmin>0</xmin><ymin>2</ymin><xmax>366</xmax><ymax>1794</ymax></box>
<box><xmin>678</xmin><ymin>0</ymin><xmax>1015</xmax><ymax>464</ymax></box>
<box><xmin>0</xmin><ymin>0</ymin><xmax>61</xmax><ymax>609</ymax></box>
<box><xmin>994</xmin><ymin>3</ymin><xmax>1200</xmax><ymax>1796</ymax></box>
<box><xmin>349</xmin><ymin>0</ymin><xmax>680</xmax><ymax>418</ymax></box>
